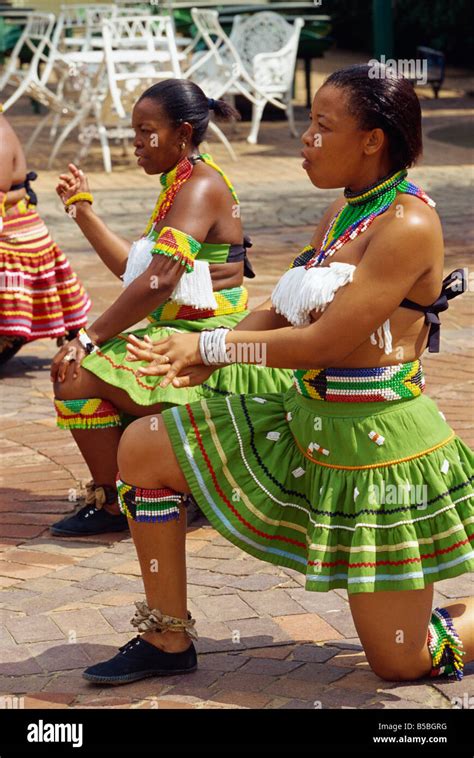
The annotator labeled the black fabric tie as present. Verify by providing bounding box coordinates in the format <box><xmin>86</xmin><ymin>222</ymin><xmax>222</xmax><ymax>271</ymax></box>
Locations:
<box><xmin>10</xmin><ymin>171</ymin><xmax>38</xmax><ymax>206</ymax></box>
<box><xmin>400</xmin><ymin>269</ymin><xmax>467</xmax><ymax>352</ymax></box>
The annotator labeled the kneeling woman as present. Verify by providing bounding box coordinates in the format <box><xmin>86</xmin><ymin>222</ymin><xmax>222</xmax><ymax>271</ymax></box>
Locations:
<box><xmin>84</xmin><ymin>66</ymin><xmax>474</xmax><ymax>684</ymax></box>
<box><xmin>51</xmin><ymin>79</ymin><xmax>291</xmax><ymax>536</ymax></box>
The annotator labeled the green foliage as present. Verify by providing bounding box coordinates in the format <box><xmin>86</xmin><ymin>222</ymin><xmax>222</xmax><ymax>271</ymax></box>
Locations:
<box><xmin>324</xmin><ymin>0</ymin><xmax>474</xmax><ymax>66</ymax></box>
<box><xmin>394</xmin><ymin>0</ymin><xmax>474</xmax><ymax>65</ymax></box>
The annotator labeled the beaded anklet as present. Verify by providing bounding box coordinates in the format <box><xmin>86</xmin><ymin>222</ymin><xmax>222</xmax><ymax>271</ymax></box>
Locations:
<box><xmin>427</xmin><ymin>607</ymin><xmax>464</xmax><ymax>680</ymax></box>
<box><xmin>84</xmin><ymin>480</ymin><xmax>118</xmax><ymax>509</ymax></box>
<box><xmin>131</xmin><ymin>601</ymin><xmax>198</xmax><ymax>640</ymax></box>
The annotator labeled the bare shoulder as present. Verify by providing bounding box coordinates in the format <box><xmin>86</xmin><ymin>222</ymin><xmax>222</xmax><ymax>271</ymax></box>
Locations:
<box><xmin>382</xmin><ymin>193</ymin><xmax>443</xmax><ymax>250</ymax></box>
<box><xmin>0</xmin><ymin>116</ymin><xmax>17</xmax><ymax>151</ymax></box>
<box><xmin>364</xmin><ymin>194</ymin><xmax>444</xmax><ymax>282</ymax></box>
<box><xmin>186</xmin><ymin>160</ymin><xmax>234</xmax><ymax>199</ymax></box>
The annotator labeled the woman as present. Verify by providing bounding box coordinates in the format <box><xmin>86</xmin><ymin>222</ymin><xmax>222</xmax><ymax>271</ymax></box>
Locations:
<box><xmin>82</xmin><ymin>65</ymin><xmax>473</xmax><ymax>686</ymax></box>
<box><xmin>0</xmin><ymin>106</ymin><xmax>90</xmax><ymax>365</ymax></box>
<box><xmin>50</xmin><ymin>79</ymin><xmax>291</xmax><ymax>536</ymax></box>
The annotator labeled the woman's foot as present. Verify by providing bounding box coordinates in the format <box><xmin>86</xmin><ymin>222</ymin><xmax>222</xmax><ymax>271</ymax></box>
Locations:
<box><xmin>50</xmin><ymin>503</ymin><xmax>129</xmax><ymax>536</ymax></box>
<box><xmin>141</xmin><ymin>629</ymin><xmax>191</xmax><ymax>653</ymax></box>
<box><xmin>82</xmin><ymin>635</ymin><xmax>197</xmax><ymax>685</ymax></box>
<box><xmin>50</xmin><ymin>482</ymin><xmax>129</xmax><ymax>536</ymax></box>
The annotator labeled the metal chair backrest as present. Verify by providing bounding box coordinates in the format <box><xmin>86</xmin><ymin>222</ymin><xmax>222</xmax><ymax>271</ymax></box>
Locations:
<box><xmin>187</xmin><ymin>8</ymin><xmax>244</xmax><ymax>77</ymax></box>
<box><xmin>231</xmin><ymin>11</ymin><xmax>299</xmax><ymax>76</ymax></box>
<box><xmin>0</xmin><ymin>12</ymin><xmax>56</xmax><ymax>106</ymax></box>
<box><xmin>3</xmin><ymin>11</ymin><xmax>55</xmax><ymax>70</ymax></box>
<box><xmin>102</xmin><ymin>15</ymin><xmax>181</xmax><ymax>119</ymax></box>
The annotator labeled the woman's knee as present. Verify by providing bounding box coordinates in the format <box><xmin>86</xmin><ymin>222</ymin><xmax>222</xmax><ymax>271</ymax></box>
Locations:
<box><xmin>53</xmin><ymin>368</ymin><xmax>97</xmax><ymax>401</ymax></box>
<box><xmin>53</xmin><ymin>378</ymin><xmax>72</xmax><ymax>400</ymax></box>
<box><xmin>365</xmin><ymin>649</ymin><xmax>429</xmax><ymax>682</ymax></box>
<box><xmin>117</xmin><ymin>415</ymin><xmax>164</xmax><ymax>475</ymax></box>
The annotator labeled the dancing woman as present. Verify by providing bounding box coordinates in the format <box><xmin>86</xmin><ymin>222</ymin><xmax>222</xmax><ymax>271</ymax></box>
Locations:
<box><xmin>0</xmin><ymin>106</ymin><xmax>90</xmax><ymax>365</ymax></box>
<box><xmin>50</xmin><ymin>79</ymin><xmax>291</xmax><ymax>537</ymax></box>
<box><xmin>83</xmin><ymin>66</ymin><xmax>473</xmax><ymax>684</ymax></box>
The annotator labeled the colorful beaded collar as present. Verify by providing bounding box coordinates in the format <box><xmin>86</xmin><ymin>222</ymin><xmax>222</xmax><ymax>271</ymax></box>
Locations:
<box><xmin>306</xmin><ymin>168</ymin><xmax>435</xmax><ymax>268</ymax></box>
<box><xmin>143</xmin><ymin>153</ymin><xmax>239</xmax><ymax>239</ymax></box>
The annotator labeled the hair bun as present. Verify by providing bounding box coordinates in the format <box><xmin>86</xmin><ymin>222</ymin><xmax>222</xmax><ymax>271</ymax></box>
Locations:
<box><xmin>207</xmin><ymin>98</ymin><xmax>216</xmax><ymax>110</ymax></box>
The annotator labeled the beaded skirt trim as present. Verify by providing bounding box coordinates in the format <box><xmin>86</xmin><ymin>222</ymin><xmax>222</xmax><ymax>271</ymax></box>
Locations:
<box><xmin>148</xmin><ymin>285</ymin><xmax>248</xmax><ymax>323</ymax></box>
<box><xmin>292</xmin><ymin>360</ymin><xmax>425</xmax><ymax>402</ymax></box>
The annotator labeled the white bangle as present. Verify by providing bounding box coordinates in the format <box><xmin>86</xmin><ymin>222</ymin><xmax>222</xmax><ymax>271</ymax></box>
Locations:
<box><xmin>77</xmin><ymin>328</ymin><xmax>97</xmax><ymax>355</ymax></box>
<box><xmin>199</xmin><ymin>328</ymin><xmax>230</xmax><ymax>366</ymax></box>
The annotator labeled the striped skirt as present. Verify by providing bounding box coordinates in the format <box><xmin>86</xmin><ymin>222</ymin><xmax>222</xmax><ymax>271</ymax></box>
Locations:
<box><xmin>0</xmin><ymin>199</ymin><xmax>91</xmax><ymax>340</ymax></box>
<box><xmin>163</xmin><ymin>370</ymin><xmax>474</xmax><ymax>594</ymax></box>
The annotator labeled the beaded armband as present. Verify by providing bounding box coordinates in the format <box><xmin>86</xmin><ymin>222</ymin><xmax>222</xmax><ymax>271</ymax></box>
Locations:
<box><xmin>150</xmin><ymin>226</ymin><xmax>201</xmax><ymax>274</ymax></box>
<box><xmin>288</xmin><ymin>244</ymin><xmax>316</xmax><ymax>269</ymax></box>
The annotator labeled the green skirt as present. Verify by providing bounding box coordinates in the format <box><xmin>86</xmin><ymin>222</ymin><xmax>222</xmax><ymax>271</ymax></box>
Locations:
<box><xmin>82</xmin><ymin>312</ymin><xmax>292</xmax><ymax>408</ymax></box>
<box><xmin>163</xmin><ymin>388</ymin><xmax>474</xmax><ymax>594</ymax></box>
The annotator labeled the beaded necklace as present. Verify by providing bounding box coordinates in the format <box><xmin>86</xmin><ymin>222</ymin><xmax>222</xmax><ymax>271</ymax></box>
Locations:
<box><xmin>142</xmin><ymin>155</ymin><xmax>194</xmax><ymax>239</ymax></box>
<box><xmin>142</xmin><ymin>153</ymin><xmax>239</xmax><ymax>240</ymax></box>
<box><xmin>307</xmin><ymin>168</ymin><xmax>435</xmax><ymax>268</ymax></box>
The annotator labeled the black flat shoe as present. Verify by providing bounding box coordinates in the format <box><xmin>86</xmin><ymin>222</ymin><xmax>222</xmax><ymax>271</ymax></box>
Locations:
<box><xmin>185</xmin><ymin>495</ymin><xmax>210</xmax><ymax>525</ymax></box>
<box><xmin>83</xmin><ymin>636</ymin><xmax>197</xmax><ymax>685</ymax></box>
<box><xmin>50</xmin><ymin>504</ymin><xmax>129</xmax><ymax>536</ymax></box>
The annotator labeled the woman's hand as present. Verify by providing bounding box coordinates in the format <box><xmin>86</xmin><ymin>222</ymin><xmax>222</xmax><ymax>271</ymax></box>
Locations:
<box><xmin>56</xmin><ymin>163</ymin><xmax>91</xmax><ymax>209</ymax></box>
<box><xmin>168</xmin><ymin>364</ymin><xmax>218</xmax><ymax>388</ymax></box>
<box><xmin>50</xmin><ymin>337</ymin><xmax>86</xmax><ymax>383</ymax></box>
<box><xmin>125</xmin><ymin>332</ymin><xmax>202</xmax><ymax>388</ymax></box>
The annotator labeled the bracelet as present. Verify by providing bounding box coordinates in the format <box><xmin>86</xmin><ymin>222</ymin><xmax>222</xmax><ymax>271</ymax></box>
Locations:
<box><xmin>64</xmin><ymin>192</ymin><xmax>94</xmax><ymax>208</ymax></box>
<box><xmin>199</xmin><ymin>328</ymin><xmax>231</xmax><ymax>366</ymax></box>
<box><xmin>77</xmin><ymin>328</ymin><xmax>97</xmax><ymax>355</ymax></box>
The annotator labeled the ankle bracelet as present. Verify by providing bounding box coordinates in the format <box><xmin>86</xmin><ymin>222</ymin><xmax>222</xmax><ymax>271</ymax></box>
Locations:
<box><xmin>131</xmin><ymin>601</ymin><xmax>198</xmax><ymax>641</ymax></box>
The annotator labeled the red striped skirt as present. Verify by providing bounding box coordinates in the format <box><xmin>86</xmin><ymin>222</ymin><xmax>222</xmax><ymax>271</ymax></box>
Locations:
<box><xmin>0</xmin><ymin>199</ymin><xmax>91</xmax><ymax>340</ymax></box>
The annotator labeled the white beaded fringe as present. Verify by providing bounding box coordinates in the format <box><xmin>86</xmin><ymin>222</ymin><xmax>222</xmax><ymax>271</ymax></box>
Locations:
<box><xmin>271</xmin><ymin>262</ymin><xmax>356</xmax><ymax>327</ymax></box>
<box><xmin>122</xmin><ymin>237</ymin><xmax>155</xmax><ymax>287</ymax></box>
<box><xmin>170</xmin><ymin>260</ymin><xmax>218</xmax><ymax>309</ymax></box>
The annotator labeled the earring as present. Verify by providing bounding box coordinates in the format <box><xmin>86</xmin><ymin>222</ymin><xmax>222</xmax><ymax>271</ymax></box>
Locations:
<box><xmin>181</xmin><ymin>142</ymin><xmax>186</xmax><ymax>150</ymax></box>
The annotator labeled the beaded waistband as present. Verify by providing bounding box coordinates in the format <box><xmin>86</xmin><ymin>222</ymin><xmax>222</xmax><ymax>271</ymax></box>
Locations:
<box><xmin>292</xmin><ymin>360</ymin><xmax>425</xmax><ymax>402</ymax></box>
<box><xmin>148</xmin><ymin>285</ymin><xmax>248</xmax><ymax>323</ymax></box>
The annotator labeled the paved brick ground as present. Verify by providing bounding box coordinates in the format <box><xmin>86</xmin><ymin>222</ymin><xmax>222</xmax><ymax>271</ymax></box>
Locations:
<box><xmin>0</xmin><ymin>54</ymin><xmax>473</xmax><ymax>710</ymax></box>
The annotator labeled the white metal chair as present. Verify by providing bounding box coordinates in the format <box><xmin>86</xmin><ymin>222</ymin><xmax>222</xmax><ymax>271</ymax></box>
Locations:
<box><xmin>56</xmin><ymin>4</ymin><xmax>117</xmax><ymax>52</ymax></box>
<box><xmin>186</xmin><ymin>8</ymin><xmax>298</xmax><ymax>146</ymax></box>
<box><xmin>0</xmin><ymin>13</ymin><xmax>56</xmax><ymax>112</ymax></box>
<box><xmin>102</xmin><ymin>15</ymin><xmax>181</xmax><ymax>119</ymax></box>
<box><xmin>230</xmin><ymin>12</ymin><xmax>304</xmax><ymax>144</ymax></box>
<box><xmin>23</xmin><ymin>52</ymin><xmax>104</xmax><ymax>170</ymax></box>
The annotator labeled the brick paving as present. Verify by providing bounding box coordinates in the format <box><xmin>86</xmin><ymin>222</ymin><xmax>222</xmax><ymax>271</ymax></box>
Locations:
<box><xmin>0</xmin><ymin>54</ymin><xmax>473</xmax><ymax>710</ymax></box>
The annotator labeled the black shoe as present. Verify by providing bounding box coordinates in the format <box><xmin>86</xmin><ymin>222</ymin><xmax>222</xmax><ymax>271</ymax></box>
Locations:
<box><xmin>185</xmin><ymin>495</ymin><xmax>210</xmax><ymax>525</ymax></box>
<box><xmin>50</xmin><ymin>504</ymin><xmax>129</xmax><ymax>536</ymax></box>
<box><xmin>83</xmin><ymin>635</ymin><xmax>197</xmax><ymax>685</ymax></box>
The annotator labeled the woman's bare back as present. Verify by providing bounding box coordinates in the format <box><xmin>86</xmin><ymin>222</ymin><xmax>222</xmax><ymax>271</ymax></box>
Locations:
<box><xmin>0</xmin><ymin>115</ymin><xmax>28</xmax><ymax>199</ymax></box>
